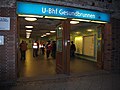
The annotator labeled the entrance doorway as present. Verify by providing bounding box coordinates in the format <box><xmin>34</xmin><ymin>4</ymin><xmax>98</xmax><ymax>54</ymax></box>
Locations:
<box><xmin>70</xmin><ymin>22</ymin><xmax>103</xmax><ymax>74</ymax></box>
<box><xmin>17</xmin><ymin>1</ymin><xmax>110</xmax><ymax>78</ymax></box>
<box><xmin>17</xmin><ymin>15</ymin><xmax>104</xmax><ymax>78</ymax></box>
<box><xmin>18</xmin><ymin>16</ymin><xmax>62</xmax><ymax>78</ymax></box>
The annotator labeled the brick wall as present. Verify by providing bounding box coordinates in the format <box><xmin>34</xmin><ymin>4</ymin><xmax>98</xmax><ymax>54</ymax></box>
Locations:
<box><xmin>103</xmin><ymin>24</ymin><xmax>112</xmax><ymax>70</ymax></box>
<box><xmin>102</xmin><ymin>18</ymin><xmax>120</xmax><ymax>73</ymax></box>
<box><xmin>0</xmin><ymin>1</ymin><xmax>17</xmax><ymax>81</ymax></box>
<box><xmin>111</xmin><ymin>18</ymin><xmax>120</xmax><ymax>73</ymax></box>
<box><xmin>0</xmin><ymin>0</ymin><xmax>16</xmax><ymax>7</ymax></box>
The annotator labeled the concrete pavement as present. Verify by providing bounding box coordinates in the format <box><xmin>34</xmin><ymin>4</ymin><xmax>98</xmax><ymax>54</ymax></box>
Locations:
<box><xmin>0</xmin><ymin>70</ymin><xmax>120</xmax><ymax>90</ymax></box>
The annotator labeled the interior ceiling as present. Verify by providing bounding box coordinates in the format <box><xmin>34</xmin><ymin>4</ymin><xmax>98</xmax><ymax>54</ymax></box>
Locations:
<box><xmin>18</xmin><ymin>17</ymin><xmax>61</xmax><ymax>39</ymax></box>
<box><xmin>18</xmin><ymin>17</ymin><xmax>98</xmax><ymax>39</ymax></box>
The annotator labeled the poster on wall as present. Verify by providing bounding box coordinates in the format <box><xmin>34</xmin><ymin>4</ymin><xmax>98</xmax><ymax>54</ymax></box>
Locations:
<box><xmin>0</xmin><ymin>35</ymin><xmax>4</xmax><ymax>45</ymax></box>
<box><xmin>75</xmin><ymin>36</ymin><xmax>83</xmax><ymax>54</ymax></box>
<box><xmin>0</xmin><ymin>17</ymin><xmax>10</xmax><ymax>30</ymax></box>
<box><xmin>83</xmin><ymin>35</ymin><xmax>94</xmax><ymax>56</ymax></box>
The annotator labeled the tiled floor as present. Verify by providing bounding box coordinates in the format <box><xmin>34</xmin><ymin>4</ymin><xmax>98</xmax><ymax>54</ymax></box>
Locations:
<box><xmin>18</xmin><ymin>49</ymin><xmax>56</xmax><ymax>77</ymax></box>
<box><xmin>18</xmin><ymin>49</ymin><xmax>98</xmax><ymax>78</ymax></box>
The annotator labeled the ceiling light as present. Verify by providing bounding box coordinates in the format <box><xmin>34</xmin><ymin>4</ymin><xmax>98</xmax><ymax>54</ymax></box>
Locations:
<box><xmin>58</xmin><ymin>27</ymin><xmax>63</xmax><ymax>30</ymax></box>
<box><xmin>26</xmin><ymin>30</ymin><xmax>32</xmax><ymax>32</ymax></box>
<box><xmin>76</xmin><ymin>32</ymin><xmax>81</xmax><ymax>34</ymax></box>
<box><xmin>45</xmin><ymin>16</ymin><xmax>67</xmax><ymax>19</ymax></box>
<box><xmin>91</xmin><ymin>20</ymin><xmax>107</xmax><ymax>23</ymax></box>
<box><xmin>46</xmin><ymin>33</ymin><xmax>50</xmax><ymax>35</ymax></box>
<box><xmin>70</xmin><ymin>21</ymin><xmax>79</xmax><ymax>24</ymax></box>
<box><xmin>41</xmin><ymin>36</ymin><xmax>44</xmax><ymax>37</ymax></box>
<box><xmin>43</xmin><ymin>34</ymin><xmax>46</xmax><ymax>36</ymax></box>
<box><xmin>18</xmin><ymin>14</ymin><xmax>43</xmax><ymax>18</ymax></box>
<box><xmin>26</xmin><ymin>34</ymin><xmax>30</xmax><ymax>38</ymax></box>
<box><xmin>26</xmin><ymin>37</ymin><xmax>29</xmax><ymax>38</ymax></box>
<box><xmin>26</xmin><ymin>32</ymin><xmax>31</xmax><ymax>35</ymax></box>
<box><xmin>50</xmin><ymin>31</ymin><xmax>56</xmax><ymax>33</ymax></box>
<box><xmin>26</xmin><ymin>34</ymin><xmax>30</xmax><ymax>37</ymax></box>
<box><xmin>25</xmin><ymin>17</ymin><xmax>37</xmax><ymax>21</ymax></box>
<box><xmin>25</xmin><ymin>26</ymin><xmax>33</xmax><ymax>28</ymax></box>
<box><xmin>72</xmin><ymin>19</ymin><xmax>91</xmax><ymax>22</ymax></box>
<box><xmin>87</xmin><ymin>29</ymin><xmax>93</xmax><ymax>32</ymax></box>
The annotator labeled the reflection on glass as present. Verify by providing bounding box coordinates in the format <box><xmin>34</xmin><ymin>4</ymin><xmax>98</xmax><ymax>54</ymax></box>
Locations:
<box><xmin>57</xmin><ymin>39</ymin><xmax>62</xmax><ymax>52</ymax></box>
<box><xmin>56</xmin><ymin>25</ymin><xmax>63</xmax><ymax>38</ymax></box>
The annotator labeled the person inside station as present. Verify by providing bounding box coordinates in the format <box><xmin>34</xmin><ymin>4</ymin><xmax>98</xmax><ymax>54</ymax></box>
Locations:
<box><xmin>19</xmin><ymin>40</ymin><xmax>27</xmax><ymax>60</ymax></box>
<box><xmin>40</xmin><ymin>43</ymin><xmax>45</xmax><ymax>55</ymax></box>
<box><xmin>51</xmin><ymin>41</ymin><xmax>56</xmax><ymax>59</ymax></box>
<box><xmin>33</xmin><ymin>40</ymin><xmax>39</xmax><ymax>57</ymax></box>
<box><xmin>70</xmin><ymin>41</ymin><xmax>76</xmax><ymax>57</ymax></box>
<box><xmin>45</xmin><ymin>41</ymin><xmax>52</xmax><ymax>59</ymax></box>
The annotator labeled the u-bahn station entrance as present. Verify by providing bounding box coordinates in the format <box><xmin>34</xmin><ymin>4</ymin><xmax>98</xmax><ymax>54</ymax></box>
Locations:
<box><xmin>0</xmin><ymin>0</ymin><xmax>120</xmax><ymax>82</ymax></box>
<box><xmin>16</xmin><ymin>1</ymin><xmax>110</xmax><ymax>78</ymax></box>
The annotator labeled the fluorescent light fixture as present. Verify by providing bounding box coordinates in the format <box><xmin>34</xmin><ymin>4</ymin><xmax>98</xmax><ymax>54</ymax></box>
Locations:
<box><xmin>87</xmin><ymin>29</ymin><xmax>93</xmax><ymax>32</ymax></box>
<box><xmin>43</xmin><ymin>34</ymin><xmax>46</xmax><ymax>36</ymax></box>
<box><xmin>70</xmin><ymin>21</ymin><xmax>79</xmax><ymax>24</ymax></box>
<box><xmin>76</xmin><ymin>32</ymin><xmax>81</xmax><ymax>34</ymax></box>
<box><xmin>91</xmin><ymin>20</ymin><xmax>107</xmax><ymax>23</ymax></box>
<box><xmin>26</xmin><ymin>35</ymin><xmax>30</xmax><ymax>37</ymax></box>
<box><xmin>26</xmin><ymin>34</ymin><xmax>30</xmax><ymax>36</ymax></box>
<box><xmin>26</xmin><ymin>32</ymin><xmax>31</xmax><ymax>35</ymax></box>
<box><xmin>26</xmin><ymin>34</ymin><xmax>30</xmax><ymax>38</ymax></box>
<box><xmin>18</xmin><ymin>14</ymin><xmax>43</xmax><ymax>18</ymax></box>
<box><xmin>50</xmin><ymin>31</ymin><xmax>56</xmax><ymax>33</ymax></box>
<box><xmin>46</xmin><ymin>33</ymin><xmax>50</xmax><ymax>35</ymax></box>
<box><xmin>58</xmin><ymin>27</ymin><xmax>63</xmax><ymax>30</ymax></box>
<box><xmin>25</xmin><ymin>17</ymin><xmax>37</xmax><ymax>21</ymax></box>
<box><xmin>41</xmin><ymin>36</ymin><xmax>44</xmax><ymax>37</ymax></box>
<box><xmin>45</xmin><ymin>16</ymin><xmax>67</xmax><ymax>19</ymax></box>
<box><xmin>26</xmin><ymin>30</ymin><xmax>32</xmax><ymax>32</ymax></box>
<box><xmin>25</xmin><ymin>26</ymin><xmax>33</xmax><ymax>28</ymax></box>
<box><xmin>72</xmin><ymin>19</ymin><xmax>91</xmax><ymax>22</ymax></box>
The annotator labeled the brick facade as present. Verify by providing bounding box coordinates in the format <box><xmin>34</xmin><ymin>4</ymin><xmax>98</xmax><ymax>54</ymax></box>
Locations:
<box><xmin>0</xmin><ymin>0</ymin><xmax>119</xmax><ymax>82</ymax></box>
<box><xmin>103</xmin><ymin>24</ymin><xmax>112</xmax><ymax>70</ymax></box>
<box><xmin>0</xmin><ymin>1</ymin><xmax>17</xmax><ymax>81</ymax></box>
<box><xmin>111</xmin><ymin>18</ymin><xmax>120</xmax><ymax>73</ymax></box>
<box><xmin>102</xmin><ymin>18</ymin><xmax>120</xmax><ymax>73</ymax></box>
